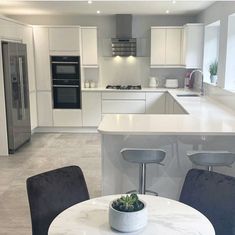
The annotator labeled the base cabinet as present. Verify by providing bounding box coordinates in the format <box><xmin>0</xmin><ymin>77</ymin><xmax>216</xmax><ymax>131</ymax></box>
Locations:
<box><xmin>146</xmin><ymin>92</ymin><xmax>165</xmax><ymax>114</ymax></box>
<box><xmin>53</xmin><ymin>110</ymin><xmax>82</xmax><ymax>126</ymax></box>
<box><xmin>37</xmin><ymin>91</ymin><xmax>53</xmax><ymax>126</ymax></box>
<box><xmin>82</xmin><ymin>92</ymin><xmax>101</xmax><ymax>126</ymax></box>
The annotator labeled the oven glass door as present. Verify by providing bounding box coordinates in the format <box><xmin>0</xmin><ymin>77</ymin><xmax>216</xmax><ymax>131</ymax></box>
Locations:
<box><xmin>53</xmin><ymin>85</ymin><xmax>81</xmax><ymax>109</ymax></box>
<box><xmin>52</xmin><ymin>63</ymin><xmax>80</xmax><ymax>80</ymax></box>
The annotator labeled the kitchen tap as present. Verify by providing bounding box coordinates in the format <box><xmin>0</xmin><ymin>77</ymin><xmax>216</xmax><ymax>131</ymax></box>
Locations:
<box><xmin>189</xmin><ymin>69</ymin><xmax>204</xmax><ymax>96</ymax></box>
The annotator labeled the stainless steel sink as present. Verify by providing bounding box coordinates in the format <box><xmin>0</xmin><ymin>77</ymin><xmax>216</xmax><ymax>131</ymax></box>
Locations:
<box><xmin>177</xmin><ymin>94</ymin><xmax>200</xmax><ymax>97</ymax></box>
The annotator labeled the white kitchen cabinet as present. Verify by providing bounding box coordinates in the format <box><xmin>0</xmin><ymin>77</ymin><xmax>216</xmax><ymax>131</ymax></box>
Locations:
<box><xmin>102</xmin><ymin>100</ymin><xmax>145</xmax><ymax>114</ymax></box>
<box><xmin>173</xmin><ymin>101</ymin><xmax>186</xmax><ymax>114</ymax></box>
<box><xmin>151</xmin><ymin>27</ymin><xmax>183</xmax><ymax>67</ymax></box>
<box><xmin>102</xmin><ymin>92</ymin><xmax>145</xmax><ymax>100</ymax></box>
<box><xmin>53</xmin><ymin>110</ymin><xmax>82</xmax><ymax>127</ymax></box>
<box><xmin>33</xmin><ymin>27</ymin><xmax>51</xmax><ymax>91</ymax></box>
<box><xmin>81</xmin><ymin>27</ymin><xmax>98</xmax><ymax>67</ymax></box>
<box><xmin>29</xmin><ymin>92</ymin><xmax>38</xmax><ymax>130</ymax></box>
<box><xmin>102</xmin><ymin>92</ymin><xmax>145</xmax><ymax>114</ymax></box>
<box><xmin>145</xmin><ymin>92</ymin><xmax>165</xmax><ymax>114</ymax></box>
<box><xmin>182</xmin><ymin>24</ymin><xmax>204</xmax><ymax>69</ymax></box>
<box><xmin>150</xmin><ymin>28</ymin><xmax>166</xmax><ymax>65</ymax></box>
<box><xmin>165</xmin><ymin>28</ymin><xmax>182</xmax><ymax>65</ymax></box>
<box><xmin>165</xmin><ymin>93</ymin><xmax>174</xmax><ymax>114</ymax></box>
<box><xmin>82</xmin><ymin>92</ymin><xmax>101</xmax><ymax>126</ymax></box>
<box><xmin>49</xmin><ymin>27</ymin><xmax>80</xmax><ymax>52</ymax></box>
<box><xmin>37</xmin><ymin>91</ymin><xmax>53</xmax><ymax>126</ymax></box>
<box><xmin>22</xmin><ymin>26</ymin><xmax>36</xmax><ymax>92</ymax></box>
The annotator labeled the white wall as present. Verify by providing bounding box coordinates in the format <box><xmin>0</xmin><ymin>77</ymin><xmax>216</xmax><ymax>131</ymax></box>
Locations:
<box><xmin>224</xmin><ymin>14</ymin><xmax>235</xmax><ymax>91</ymax></box>
<box><xmin>9</xmin><ymin>14</ymin><xmax>196</xmax><ymax>87</ymax></box>
<box><xmin>197</xmin><ymin>2</ymin><xmax>235</xmax><ymax>88</ymax></box>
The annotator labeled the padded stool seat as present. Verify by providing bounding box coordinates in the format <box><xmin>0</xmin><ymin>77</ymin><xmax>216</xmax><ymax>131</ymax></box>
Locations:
<box><xmin>187</xmin><ymin>151</ymin><xmax>235</xmax><ymax>171</ymax></box>
<box><xmin>121</xmin><ymin>148</ymin><xmax>166</xmax><ymax>195</ymax></box>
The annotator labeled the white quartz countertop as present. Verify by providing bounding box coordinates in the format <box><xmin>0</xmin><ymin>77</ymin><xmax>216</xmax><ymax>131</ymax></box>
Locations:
<box><xmin>98</xmin><ymin>89</ymin><xmax>235</xmax><ymax>135</ymax></box>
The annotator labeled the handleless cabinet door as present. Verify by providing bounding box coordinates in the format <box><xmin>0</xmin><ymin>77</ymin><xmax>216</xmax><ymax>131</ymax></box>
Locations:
<box><xmin>37</xmin><ymin>91</ymin><xmax>53</xmax><ymax>126</ymax></box>
<box><xmin>165</xmin><ymin>28</ymin><xmax>182</xmax><ymax>65</ymax></box>
<box><xmin>33</xmin><ymin>27</ymin><xmax>51</xmax><ymax>91</ymax></box>
<box><xmin>81</xmin><ymin>27</ymin><xmax>98</xmax><ymax>66</ymax></box>
<box><xmin>146</xmin><ymin>92</ymin><xmax>165</xmax><ymax>114</ymax></box>
<box><xmin>151</xmin><ymin>28</ymin><xmax>166</xmax><ymax>65</ymax></box>
<box><xmin>49</xmin><ymin>27</ymin><xmax>80</xmax><ymax>51</ymax></box>
<box><xmin>82</xmin><ymin>92</ymin><xmax>101</xmax><ymax>126</ymax></box>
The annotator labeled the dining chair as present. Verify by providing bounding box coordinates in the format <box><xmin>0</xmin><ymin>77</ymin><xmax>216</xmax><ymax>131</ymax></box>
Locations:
<box><xmin>26</xmin><ymin>165</ymin><xmax>89</xmax><ymax>235</ymax></box>
<box><xmin>179</xmin><ymin>169</ymin><xmax>235</xmax><ymax>235</ymax></box>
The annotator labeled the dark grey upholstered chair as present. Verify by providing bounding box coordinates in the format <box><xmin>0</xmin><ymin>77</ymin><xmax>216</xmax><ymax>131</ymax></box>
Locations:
<box><xmin>26</xmin><ymin>165</ymin><xmax>89</xmax><ymax>235</ymax></box>
<box><xmin>180</xmin><ymin>169</ymin><xmax>235</xmax><ymax>235</ymax></box>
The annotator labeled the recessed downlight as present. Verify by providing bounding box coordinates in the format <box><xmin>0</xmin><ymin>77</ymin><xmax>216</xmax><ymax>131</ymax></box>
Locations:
<box><xmin>166</xmin><ymin>10</ymin><xmax>170</xmax><ymax>14</ymax></box>
<box><xmin>96</xmin><ymin>10</ymin><xmax>100</xmax><ymax>14</ymax></box>
<box><xmin>172</xmin><ymin>0</ymin><xmax>176</xmax><ymax>4</ymax></box>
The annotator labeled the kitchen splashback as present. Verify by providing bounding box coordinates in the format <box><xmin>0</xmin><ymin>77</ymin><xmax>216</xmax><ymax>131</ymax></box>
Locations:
<box><xmin>99</xmin><ymin>57</ymin><xmax>186</xmax><ymax>87</ymax></box>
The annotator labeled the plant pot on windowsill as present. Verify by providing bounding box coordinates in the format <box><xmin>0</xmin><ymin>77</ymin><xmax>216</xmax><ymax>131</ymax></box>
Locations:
<box><xmin>210</xmin><ymin>75</ymin><xmax>217</xmax><ymax>84</ymax></box>
<box><xmin>109</xmin><ymin>194</ymin><xmax>147</xmax><ymax>233</ymax></box>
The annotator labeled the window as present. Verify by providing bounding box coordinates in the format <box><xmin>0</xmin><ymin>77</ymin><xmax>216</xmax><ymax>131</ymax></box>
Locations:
<box><xmin>225</xmin><ymin>14</ymin><xmax>235</xmax><ymax>91</ymax></box>
<box><xmin>203</xmin><ymin>21</ymin><xmax>220</xmax><ymax>85</ymax></box>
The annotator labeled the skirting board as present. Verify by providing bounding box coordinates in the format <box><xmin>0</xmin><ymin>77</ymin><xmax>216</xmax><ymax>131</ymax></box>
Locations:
<box><xmin>33</xmin><ymin>127</ymin><xmax>98</xmax><ymax>133</ymax></box>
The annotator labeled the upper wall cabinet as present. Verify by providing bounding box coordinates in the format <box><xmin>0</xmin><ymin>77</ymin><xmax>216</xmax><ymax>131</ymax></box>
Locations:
<box><xmin>151</xmin><ymin>27</ymin><xmax>183</xmax><ymax>67</ymax></box>
<box><xmin>49</xmin><ymin>27</ymin><xmax>80</xmax><ymax>52</ymax></box>
<box><xmin>81</xmin><ymin>27</ymin><xmax>98</xmax><ymax>67</ymax></box>
<box><xmin>182</xmin><ymin>24</ymin><xmax>204</xmax><ymax>69</ymax></box>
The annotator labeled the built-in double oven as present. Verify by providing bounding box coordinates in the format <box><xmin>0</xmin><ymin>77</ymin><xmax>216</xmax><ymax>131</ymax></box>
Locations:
<box><xmin>51</xmin><ymin>56</ymin><xmax>81</xmax><ymax>109</ymax></box>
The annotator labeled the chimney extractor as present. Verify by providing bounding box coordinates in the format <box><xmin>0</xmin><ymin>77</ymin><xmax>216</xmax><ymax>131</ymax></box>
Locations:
<box><xmin>111</xmin><ymin>14</ymin><xmax>136</xmax><ymax>57</ymax></box>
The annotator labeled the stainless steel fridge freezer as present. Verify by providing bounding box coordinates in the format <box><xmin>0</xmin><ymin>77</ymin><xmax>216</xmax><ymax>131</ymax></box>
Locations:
<box><xmin>2</xmin><ymin>42</ymin><xmax>31</xmax><ymax>153</ymax></box>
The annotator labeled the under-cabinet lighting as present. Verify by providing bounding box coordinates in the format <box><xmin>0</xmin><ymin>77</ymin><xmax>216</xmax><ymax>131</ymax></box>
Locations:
<box><xmin>88</xmin><ymin>0</ymin><xmax>92</xmax><ymax>4</ymax></box>
<box><xmin>97</xmin><ymin>10</ymin><xmax>100</xmax><ymax>14</ymax></box>
<box><xmin>166</xmin><ymin>10</ymin><xmax>170</xmax><ymax>14</ymax></box>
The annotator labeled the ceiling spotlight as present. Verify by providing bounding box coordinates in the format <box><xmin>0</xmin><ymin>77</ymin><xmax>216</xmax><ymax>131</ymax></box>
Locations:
<box><xmin>96</xmin><ymin>10</ymin><xmax>100</xmax><ymax>14</ymax></box>
<box><xmin>172</xmin><ymin>0</ymin><xmax>176</xmax><ymax>4</ymax></box>
<box><xmin>166</xmin><ymin>10</ymin><xmax>170</xmax><ymax>14</ymax></box>
<box><xmin>88</xmin><ymin>0</ymin><xmax>92</xmax><ymax>4</ymax></box>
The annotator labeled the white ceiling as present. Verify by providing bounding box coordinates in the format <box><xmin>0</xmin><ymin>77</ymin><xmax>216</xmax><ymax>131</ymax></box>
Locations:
<box><xmin>0</xmin><ymin>1</ymin><xmax>215</xmax><ymax>16</ymax></box>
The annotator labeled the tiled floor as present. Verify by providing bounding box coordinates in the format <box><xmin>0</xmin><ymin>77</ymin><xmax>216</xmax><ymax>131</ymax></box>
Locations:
<box><xmin>0</xmin><ymin>133</ymin><xmax>101</xmax><ymax>235</ymax></box>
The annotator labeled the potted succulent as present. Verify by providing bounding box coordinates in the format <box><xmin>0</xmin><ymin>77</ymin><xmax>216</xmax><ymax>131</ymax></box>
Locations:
<box><xmin>209</xmin><ymin>60</ymin><xmax>218</xmax><ymax>84</ymax></box>
<box><xmin>109</xmin><ymin>194</ymin><xmax>147</xmax><ymax>232</ymax></box>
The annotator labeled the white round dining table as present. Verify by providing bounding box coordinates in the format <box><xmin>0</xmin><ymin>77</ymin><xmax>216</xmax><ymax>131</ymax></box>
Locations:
<box><xmin>49</xmin><ymin>194</ymin><xmax>215</xmax><ymax>235</ymax></box>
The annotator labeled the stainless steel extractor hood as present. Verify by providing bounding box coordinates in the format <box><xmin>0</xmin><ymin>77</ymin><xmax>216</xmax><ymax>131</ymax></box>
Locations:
<box><xmin>111</xmin><ymin>14</ymin><xmax>136</xmax><ymax>57</ymax></box>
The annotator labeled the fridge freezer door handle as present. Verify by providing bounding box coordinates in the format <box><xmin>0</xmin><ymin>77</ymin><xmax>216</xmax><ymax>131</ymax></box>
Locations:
<box><xmin>18</xmin><ymin>57</ymin><xmax>25</xmax><ymax>119</ymax></box>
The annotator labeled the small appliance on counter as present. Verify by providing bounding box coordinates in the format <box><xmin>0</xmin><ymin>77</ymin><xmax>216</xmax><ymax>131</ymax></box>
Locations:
<box><xmin>149</xmin><ymin>77</ymin><xmax>159</xmax><ymax>88</ymax></box>
<box><xmin>165</xmin><ymin>79</ymin><xmax>179</xmax><ymax>88</ymax></box>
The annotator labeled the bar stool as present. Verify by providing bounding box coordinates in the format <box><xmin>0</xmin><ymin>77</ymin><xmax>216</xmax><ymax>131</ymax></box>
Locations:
<box><xmin>120</xmin><ymin>148</ymin><xmax>166</xmax><ymax>195</ymax></box>
<box><xmin>187</xmin><ymin>151</ymin><xmax>235</xmax><ymax>171</ymax></box>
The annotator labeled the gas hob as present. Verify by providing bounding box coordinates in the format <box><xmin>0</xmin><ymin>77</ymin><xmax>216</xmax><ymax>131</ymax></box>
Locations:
<box><xmin>106</xmin><ymin>85</ymin><xmax>142</xmax><ymax>90</ymax></box>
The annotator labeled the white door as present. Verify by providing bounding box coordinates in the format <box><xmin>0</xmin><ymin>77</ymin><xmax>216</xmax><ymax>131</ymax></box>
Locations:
<box><xmin>165</xmin><ymin>28</ymin><xmax>182</xmax><ymax>65</ymax></box>
<box><xmin>82</xmin><ymin>92</ymin><xmax>101</xmax><ymax>126</ymax></box>
<box><xmin>81</xmin><ymin>27</ymin><xmax>98</xmax><ymax>66</ymax></box>
<box><xmin>33</xmin><ymin>27</ymin><xmax>51</xmax><ymax>91</ymax></box>
<box><xmin>146</xmin><ymin>93</ymin><xmax>165</xmax><ymax>114</ymax></box>
<box><xmin>49</xmin><ymin>27</ymin><xmax>80</xmax><ymax>51</ymax></box>
<box><xmin>37</xmin><ymin>91</ymin><xmax>53</xmax><ymax>126</ymax></box>
<box><xmin>151</xmin><ymin>28</ymin><xmax>166</xmax><ymax>65</ymax></box>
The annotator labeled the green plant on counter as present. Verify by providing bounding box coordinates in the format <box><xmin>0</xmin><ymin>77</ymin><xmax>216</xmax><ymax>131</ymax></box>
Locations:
<box><xmin>209</xmin><ymin>60</ymin><xmax>218</xmax><ymax>76</ymax></box>
<box><xmin>112</xmin><ymin>194</ymin><xmax>144</xmax><ymax>212</ymax></box>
